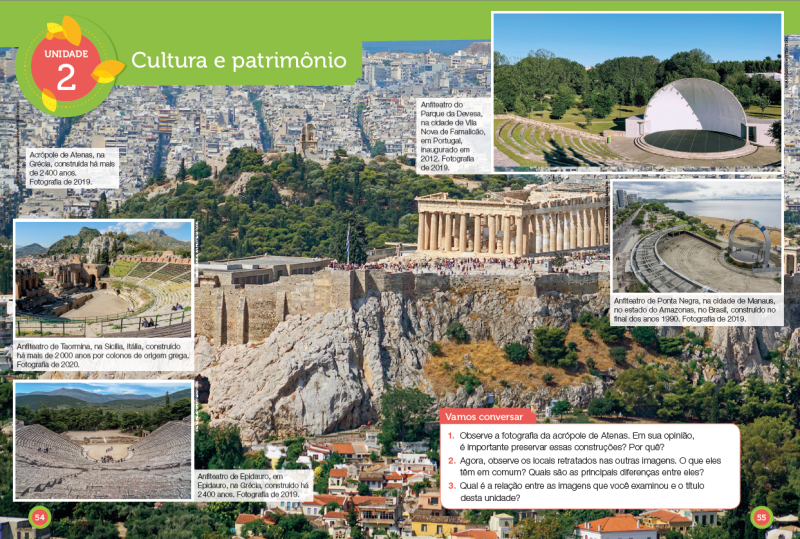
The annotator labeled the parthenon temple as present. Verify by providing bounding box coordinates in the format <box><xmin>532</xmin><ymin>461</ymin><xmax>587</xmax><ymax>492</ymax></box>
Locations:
<box><xmin>415</xmin><ymin>187</ymin><xmax>609</xmax><ymax>257</ymax></box>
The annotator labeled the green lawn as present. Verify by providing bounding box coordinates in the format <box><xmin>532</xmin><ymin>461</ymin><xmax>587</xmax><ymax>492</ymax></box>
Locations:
<box><xmin>743</xmin><ymin>104</ymin><xmax>781</xmax><ymax>119</ymax></box>
<box><xmin>525</xmin><ymin>103</ymin><xmax>646</xmax><ymax>134</ymax></box>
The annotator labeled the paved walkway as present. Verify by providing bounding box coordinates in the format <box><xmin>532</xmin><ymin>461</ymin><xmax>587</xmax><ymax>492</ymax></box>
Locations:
<box><xmin>608</xmin><ymin>137</ymin><xmax>780</xmax><ymax>168</ymax></box>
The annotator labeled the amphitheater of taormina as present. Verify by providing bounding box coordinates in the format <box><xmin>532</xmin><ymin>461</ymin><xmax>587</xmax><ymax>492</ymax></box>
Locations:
<box><xmin>415</xmin><ymin>185</ymin><xmax>609</xmax><ymax>257</ymax></box>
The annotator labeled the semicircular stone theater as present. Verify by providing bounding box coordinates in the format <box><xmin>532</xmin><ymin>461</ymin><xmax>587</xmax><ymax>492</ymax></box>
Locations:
<box><xmin>414</xmin><ymin>185</ymin><xmax>609</xmax><ymax>257</ymax></box>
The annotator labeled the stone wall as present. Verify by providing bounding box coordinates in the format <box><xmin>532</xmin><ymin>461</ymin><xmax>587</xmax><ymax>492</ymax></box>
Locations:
<box><xmin>786</xmin><ymin>273</ymin><xmax>800</xmax><ymax>302</ymax></box>
<box><xmin>195</xmin><ymin>269</ymin><xmax>606</xmax><ymax>345</ymax></box>
<box><xmin>51</xmin><ymin>294</ymin><xmax>93</xmax><ymax>316</ymax></box>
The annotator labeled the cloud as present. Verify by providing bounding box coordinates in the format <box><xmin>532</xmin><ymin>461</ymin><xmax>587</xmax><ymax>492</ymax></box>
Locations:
<box><xmin>157</xmin><ymin>222</ymin><xmax>189</xmax><ymax>230</ymax></box>
<box><xmin>101</xmin><ymin>222</ymin><xmax>148</xmax><ymax>235</ymax></box>
<box><xmin>613</xmin><ymin>180</ymin><xmax>781</xmax><ymax>200</ymax></box>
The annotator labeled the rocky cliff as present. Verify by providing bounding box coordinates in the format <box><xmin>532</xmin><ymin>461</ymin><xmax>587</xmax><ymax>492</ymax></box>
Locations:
<box><xmin>195</xmin><ymin>287</ymin><xmax>609</xmax><ymax>444</ymax></box>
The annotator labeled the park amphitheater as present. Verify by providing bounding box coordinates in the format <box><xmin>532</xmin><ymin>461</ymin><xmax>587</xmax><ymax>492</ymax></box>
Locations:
<box><xmin>629</xmin><ymin>223</ymin><xmax>781</xmax><ymax>294</ymax></box>
<box><xmin>19</xmin><ymin>258</ymin><xmax>192</xmax><ymax>338</ymax></box>
<box><xmin>15</xmin><ymin>417</ymin><xmax>191</xmax><ymax>500</ymax></box>
<box><xmin>494</xmin><ymin>117</ymin><xmax>636</xmax><ymax>168</ymax></box>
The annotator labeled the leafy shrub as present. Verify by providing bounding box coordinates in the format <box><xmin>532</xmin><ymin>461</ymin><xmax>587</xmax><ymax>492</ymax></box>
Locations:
<box><xmin>446</xmin><ymin>322</ymin><xmax>469</xmax><ymax>344</ymax></box>
<box><xmin>533</xmin><ymin>326</ymin><xmax>567</xmax><ymax>366</ymax></box>
<box><xmin>596</xmin><ymin>317</ymin><xmax>625</xmax><ymax>343</ymax></box>
<box><xmin>453</xmin><ymin>370</ymin><xmax>481</xmax><ymax>394</ymax></box>
<box><xmin>610</xmin><ymin>346</ymin><xmax>627</xmax><ymax>365</ymax></box>
<box><xmin>567</xmin><ymin>342</ymin><xmax>578</xmax><ymax>351</ymax></box>
<box><xmin>582</xmin><ymin>329</ymin><xmax>592</xmax><ymax>339</ymax></box>
<box><xmin>658</xmin><ymin>336</ymin><xmax>685</xmax><ymax>356</ymax></box>
<box><xmin>578</xmin><ymin>312</ymin><xmax>594</xmax><ymax>326</ymax></box>
<box><xmin>558</xmin><ymin>350</ymin><xmax>579</xmax><ymax>370</ymax></box>
<box><xmin>504</xmin><ymin>342</ymin><xmax>530</xmax><ymax>364</ymax></box>
<box><xmin>632</xmin><ymin>326</ymin><xmax>657</xmax><ymax>345</ymax></box>
<box><xmin>542</xmin><ymin>372</ymin><xmax>554</xmax><ymax>384</ymax></box>
<box><xmin>427</xmin><ymin>342</ymin><xmax>442</xmax><ymax>356</ymax></box>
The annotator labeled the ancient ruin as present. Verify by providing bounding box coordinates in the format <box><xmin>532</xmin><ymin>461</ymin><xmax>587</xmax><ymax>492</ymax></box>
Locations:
<box><xmin>415</xmin><ymin>186</ymin><xmax>609</xmax><ymax>257</ymax></box>
<box><xmin>15</xmin><ymin>418</ymin><xmax>192</xmax><ymax>500</ymax></box>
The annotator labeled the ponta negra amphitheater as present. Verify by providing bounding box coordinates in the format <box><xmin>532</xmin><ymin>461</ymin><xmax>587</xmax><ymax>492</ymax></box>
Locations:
<box><xmin>14</xmin><ymin>417</ymin><xmax>191</xmax><ymax>500</ymax></box>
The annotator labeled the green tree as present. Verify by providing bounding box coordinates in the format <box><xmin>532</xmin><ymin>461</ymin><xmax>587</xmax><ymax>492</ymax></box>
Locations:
<box><xmin>551</xmin><ymin>400</ymin><xmax>571</xmax><ymax>418</ymax></box>
<box><xmin>609</xmin><ymin>346</ymin><xmax>627</xmax><ymax>365</ymax></box>
<box><xmin>596</xmin><ymin>317</ymin><xmax>625</xmax><ymax>343</ymax></box>
<box><xmin>92</xmin><ymin>192</ymin><xmax>110</xmax><ymax>219</ymax></box>
<box><xmin>330</xmin><ymin>212</ymin><xmax>367</xmax><ymax>264</ymax></box>
<box><xmin>533</xmin><ymin>326</ymin><xmax>567</xmax><ymax>366</ymax></box>
<box><xmin>188</xmin><ymin>160</ymin><xmax>212</xmax><ymax>180</ymax></box>
<box><xmin>378</xmin><ymin>387</ymin><xmax>434</xmax><ymax>453</ymax></box>
<box><xmin>587</xmin><ymin>397</ymin><xmax>615</xmax><ymax>417</ymax></box>
<box><xmin>769</xmin><ymin>120</ymin><xmax>781</xmax><ymax>151</ymax></box>
<box><xmin>752</xmin><ymin>94</ymin><xmax>770</xmax><ymax>118</ymax></box>
<box><xmin>632</xmin><ymin>326</ymin><xmax>657</xmax><ymax>346</ymax></box>
<box><xmin>511</xmin><ymin>516</ymin><xmax>561</xmax><ymax>539</ymax></box>
<box><xmin>504</xmin><ymin>342</ymin><xmax>529</xmax><ymax>364</ymax></box>
<box><xmin>177</xmin><ymin>158</ymin><xmax>187</xmax><ymax>181</ymax></box>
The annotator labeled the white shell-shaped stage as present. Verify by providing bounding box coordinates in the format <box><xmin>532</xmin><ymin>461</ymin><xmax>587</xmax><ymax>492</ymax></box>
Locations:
<box><xmin>643</xmin><ymin>78</ymin><xmax>747</xmax><ymax>138</ymax></box>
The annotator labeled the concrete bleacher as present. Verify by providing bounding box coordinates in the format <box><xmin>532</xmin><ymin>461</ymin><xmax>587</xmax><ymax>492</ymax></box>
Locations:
<box><xmin>495</xmin><ymin>118</ymin><xmax>634</xmax><ymax>168</ymax></box>
<box><xmin>15</xmin><ymin>419</ymin><xmax>191</xmax><ymax>500</ymax></box>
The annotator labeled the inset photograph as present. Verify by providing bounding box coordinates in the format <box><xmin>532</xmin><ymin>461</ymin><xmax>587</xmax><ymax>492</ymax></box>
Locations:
<box><xmin>14</xmin><ymin>219</ymin><xmax>193</xmax><ymax>338</ymax></box>
<box><xmin>613</xmin><ymin>181</ymin><xmax>782</xmax><ymax>294</ymax></box>
<box><xmin>14</xmin><ymin>380</ymin><xmax>192</xmax><ymax>500</ymax></box>
<box><xmin>493</xmin><ymin>12</ymin><xmax>783</xmax><ymax>173</ymax></box>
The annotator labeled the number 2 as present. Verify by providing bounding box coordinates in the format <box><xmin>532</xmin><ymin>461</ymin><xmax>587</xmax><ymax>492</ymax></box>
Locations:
<box><xmin>58</xmin><ymin>64</ymin><xmax>76</xmax><ymax>90</ymax></box>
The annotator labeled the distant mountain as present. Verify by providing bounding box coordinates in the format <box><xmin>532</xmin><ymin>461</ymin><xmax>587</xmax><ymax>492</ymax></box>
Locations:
<box><xmin>46</xmin><ymin>227</ymin><xmax>101</xmax><ymax>255</ymax></box>
<box><xmin>16</xmin><ymin>243</ymin><xmax>47</xmax><ymax>257</ymax></box>
<box><xmin>464</xmin><ymin>42</ymin><xmax>491</xmax><ymax>55</ymax></box>
<box><xmin>17</xmin><ymin>388</ymin><xmax>191</xmax><ymax>411</ymax></box>
<box><xmin>23</xmin><ymin>388</ymin><xmax>153</xmax><ymax>403</ymax></box>
<box><xmin>129</xmin><ymin>229</ymin><xmax>190</xmax><ymax>252</ymax></box>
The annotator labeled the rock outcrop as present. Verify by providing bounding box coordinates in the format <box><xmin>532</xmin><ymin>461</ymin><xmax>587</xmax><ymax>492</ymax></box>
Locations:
<box><xmin>194</xmin><ymin>288</ymin><xmax>608</xmax><ymax>443</ymax></box>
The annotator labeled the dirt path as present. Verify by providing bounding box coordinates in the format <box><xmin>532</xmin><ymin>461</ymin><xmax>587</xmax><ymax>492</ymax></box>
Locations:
<box><xmin>61</xmin><ymin>291</ymin><xmax>132</xmax><ymax>319</ymax></box>
<box><xmin>85</xmin><ymin>443</ymin><xmax>131</xmax><ymax>460</ymax></box>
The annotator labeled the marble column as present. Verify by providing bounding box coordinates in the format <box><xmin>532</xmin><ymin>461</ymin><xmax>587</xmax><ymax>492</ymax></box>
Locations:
<box><xmin>570</xmin><ymin>210</ymin><xmax>577</xmax><ymax>250</ymax></box>
<box><xmin>535</xmin><ymin>214</ymin><xmax>543</xmax><ymax>254</ymax></box>
<box><xmin>600</xmin><ymin>207</ymin><xmax>607</xmax><ymax>245</ymax></box>
<box><xmin>516</xmin><ymin>216</ymin><xmax>524</xmax><ymax>256</ymax></box>
<box><xmin>556</xmin><ymin>211</ymin><xmax>564</xmax><ymax>251</ymax></box>
<box><xmin>543</xmin><ymin>214</ymin><xmax>551</xmax><ymax>253</ymax></box>
<box><xmin>488</xmin><ymin>214</ymin><xmax>496</xmax><ymax>255</ymax></box>
<box><xmin>459</xmin><ymin>214</ymin><xmax>468</xmax><ymax>252</ymax></box>
<box><xmin>430</xmin><ymin>211</ymin><xmax>439</xmax><ymax>251</ymax></box>
<box><xmin>417</xmin><ymin>211</ymin><xmax>425</xmax><ymax>250</ymax></box>
<box><xmin>439</xmin><ymin>213</ymin><xmax>445</xmax><ymax>247</ymax></box>
<box><xmin>503</xmin><ymin>215</ymin><xmax>511</xmax><ymax>255</ymax></box>
<box><xmin>549</xmin><ymin>213</ymin><xmax>557</xmax><ymax>252</ymax></box>
<box><xmin>473</xmin><ymin>215</ymin><xmax>481</xmax><ymax>255</ymax></box>
<box><xmin>520</xmin><ymin>216</ymin><xmax>528</xmax><ymax>255</ymax></box>
<box><xmin>583</xmin><ymin>209</ymin><xmax>590</xmax><ymax>249</ymax></box>
<box><xmin>590</xmin><ymin>208</ymin><xmax>598</xmax><ymax>247</ymax></box>
<box><xmin>444</xmin><ymin>213</ymin><xmax>453</xmax><ymax>252</ymax></box>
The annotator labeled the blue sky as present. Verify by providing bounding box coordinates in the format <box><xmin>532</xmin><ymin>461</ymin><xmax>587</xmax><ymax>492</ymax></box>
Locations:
<box><xmin>15</xmin><ymin>381</ymin><xmax>192</xmax><ymax>396</ymax></box>
<box><xmin>613</xmin><ymin>181</ymin><xmax>782</xmax><ymax>200</ymax></box>
<box><xmin>15</xmin><ymin>220</ymin><xmax>192</xmax><ymax>248</ymax></box>
<box><xmin>494</xmin><ymin>13</ymin><xmax>781</xmax><ymax>66</ymax></box>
